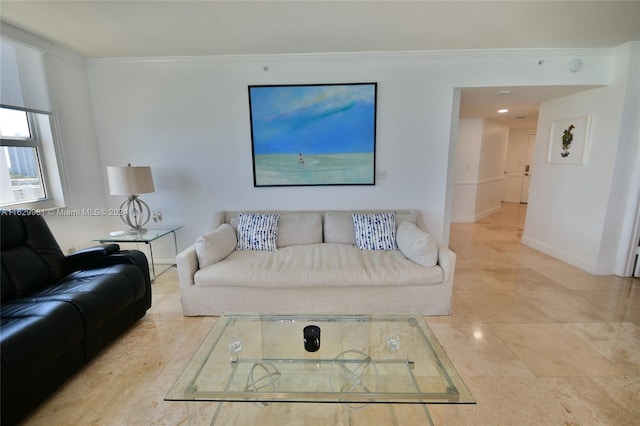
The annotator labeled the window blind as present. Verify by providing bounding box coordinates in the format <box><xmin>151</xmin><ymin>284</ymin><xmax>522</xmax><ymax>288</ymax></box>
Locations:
<box><xmin>0</xmin><ymin>39</ymin><xmax>51</xmax><ymax>113</ymax></box>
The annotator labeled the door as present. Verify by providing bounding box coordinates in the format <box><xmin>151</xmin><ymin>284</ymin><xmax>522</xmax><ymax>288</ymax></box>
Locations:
<box><xmin>520</xmin><ymin>133</ymin><xmax>536</xmax><ymax>203</ymax></box>
<box><xmin>503</xmin><ymin>131</ymin><xmax>536</xmax><ymax>203</ymax></box>
<box><xmin>503</xmin><ymin>133</ymin><xmax>528</xmax><ymax>203</ymax></box>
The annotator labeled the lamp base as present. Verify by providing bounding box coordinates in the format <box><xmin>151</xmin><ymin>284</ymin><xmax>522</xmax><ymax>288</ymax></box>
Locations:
<box><xmin>125</xmin><ymin>227</ymin><xmax>147</xmax><ymax>236</ymax></box>
<box><xmin>118</xmin><ymin>195</ymin><xmax>151</xmax><ymax>233</ymax></box>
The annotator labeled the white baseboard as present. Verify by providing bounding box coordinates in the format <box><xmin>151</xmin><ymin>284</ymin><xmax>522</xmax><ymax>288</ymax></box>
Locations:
<box><xmin>152</xmin><ymin>258</ymin><xmax>177</xmax><ymax>265</ymax></box>
<box><xmin>475</xmin><ymin>205</ymin><xmax>502</xmax><ymax>221</ymax></box>
<box><xmin>451</xmin><ymin>214</ymin><xmax>476</xmax><ymax>223</ymax></box>
<box><xmin>521</xmin><ymin>234</ymin><xmax>607</xmax><ymax>274</ymax></box>
<box><xmin>452</xmin><ymin>204</ymin><xmax>502</xmax><ymax>223</ymax></box>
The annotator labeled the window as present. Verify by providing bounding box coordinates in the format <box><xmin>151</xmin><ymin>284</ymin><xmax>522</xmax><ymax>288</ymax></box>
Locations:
<box><xmin>0</xmin><ymin>107</ymin><xmax>48</xmax><ymax>206</ymax></box>
<box><xmin>1</xmin><ymin>37</ymin><xmax>65</xmax><ymax>210</ymax></box>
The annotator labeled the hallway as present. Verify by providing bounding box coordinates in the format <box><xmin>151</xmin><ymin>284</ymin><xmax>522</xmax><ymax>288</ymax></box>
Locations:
<box><xmin>428</xmin><ymin>201</ymin><xmax>640</xmax><ymax>423</ymax></box>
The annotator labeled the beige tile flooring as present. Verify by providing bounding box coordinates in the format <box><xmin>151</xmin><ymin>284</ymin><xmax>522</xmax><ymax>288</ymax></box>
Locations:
<box><xmin>22</xmin><ymin>203</ymin><xmax>639</xmax><ymax>425</ymax></box>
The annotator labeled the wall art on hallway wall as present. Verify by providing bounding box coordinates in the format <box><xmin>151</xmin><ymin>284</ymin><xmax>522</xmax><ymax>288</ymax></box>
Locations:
<box><xmin>547</xmin><ymin>115</ymin><xmax>591</xmax><ymax>165</ymax></box>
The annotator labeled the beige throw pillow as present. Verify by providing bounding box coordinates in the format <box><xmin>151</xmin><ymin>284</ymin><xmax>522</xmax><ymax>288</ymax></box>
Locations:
<box><xmin>396</xmin><ymin>221</ymin><xmax>438</xmax><ymax>267</ymax></box>
<box><xmin>277</xmin><ymin>213</ymin><xmax>323</xmax><ymax>247</ymax></box>
<box><xmin>195</xmin><ymin>223</ymin><xmax>237</xmax><ymax>268</ymax></box>
<box><xmin>323</xmin><ymin>212</ymin><xmax>357</xmax><ymax>244</ymax></box>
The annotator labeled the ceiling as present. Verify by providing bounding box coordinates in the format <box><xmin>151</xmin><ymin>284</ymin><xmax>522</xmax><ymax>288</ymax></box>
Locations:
<box><xmin>459</xmin><ymin>85</ymin><xmax>600</xmax><ymax>129</ymax></box>
<box><xmin>2</xmin><ymin>1</ymin><xmax>638</xmax><ymax>59</ymax></box>
<box><xmin>1</xmin><ymin>1</ymin><xmax>637</xmax><ymax>129</ymax></box>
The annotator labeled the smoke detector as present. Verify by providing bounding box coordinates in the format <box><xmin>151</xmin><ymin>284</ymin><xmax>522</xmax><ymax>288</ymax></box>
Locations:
<box><xmin>569</xmin><ymin>59</ymin><xmax>583</xmax><ymax>72</ymax></box>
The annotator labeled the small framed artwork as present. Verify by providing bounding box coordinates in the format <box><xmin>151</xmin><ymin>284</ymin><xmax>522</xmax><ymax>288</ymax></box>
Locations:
<box><xmin>547</xmin><ymin>115</ymin><xmax>592</xmax><ymax>164</ymax></box>
<box><xmin>248</xmin><ymin>82</ymin><xmax>377</xmax><ymax>187</ymax></box>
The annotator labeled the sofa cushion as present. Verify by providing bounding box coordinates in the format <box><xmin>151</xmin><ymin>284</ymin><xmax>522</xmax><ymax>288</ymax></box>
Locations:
<box><xmin>17</xmin><ymin>264</ymin><xmax>143</xmax><ymax>334</ymax></box>
<box><xmin>1</xmin><ymin>246</ymin><xmax>61</xmax><ymax>299</ymax></box>
<box><xmin>0</xmin><ymin>301</ymin><xmax>85</xmax><ymax>375</ymax></box>
<box><xmin>194</xmin><ymin>243</ymin><xmax>443</xmax><ymax>289</ymax></box>
<box><xmin>352</xmin><ymin>212</ymin><xmax>398</xmax><ymax>250</ymax></box>
<box><xmin>323</xmin><ymin>212</ymin><xmax>357</xmax><ymax>244</ymax></box>
<box><xmin>0</xmin><ymin>311</ymin><xmax>68</xmax><ymax>388</ymax></box>
<box><xmin>1</xmin><ymin>211</ymin><xmax>66</xmax><ymax>282</ymax></box>
<box><xmin>396</xmin><ymin>221</ymin><xmax>438</xmax><ymax>267</ymax></box>
<box><xmin>196</xmin><ymin>224</ymin><xmax>237</xmax><ymax>268</ymax></box>
<box><xmin>0</xmin><ymin>211</ymin><xmax>66</xmax><ymax>299</ymax></box>
<box><xmin>236</xmin><ymin>213</ymin><xmax>279</xmax><ymax>251</ymax></box>
<box><xmin>277</xmin><ymin>213</ymin><xmax>323</xmax><ymax>247</ymax></box>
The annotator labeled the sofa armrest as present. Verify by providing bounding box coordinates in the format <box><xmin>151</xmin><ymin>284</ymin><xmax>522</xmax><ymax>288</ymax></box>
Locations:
<box><xmin>437</xmin><ymin>246</ymin><xmax>456</xmax><ymax>283</ymax></box>
<box><xmin>106</xmin><ymin>250</ymin><xmax>153</xmax><ymax>309</ymax></box>
<box><xmin>65</xmin><ymin>244</ymin><xmax>121</xmax><ymax>272</ymax></box>
<box><xmin>66</xmin><ymin>244</ymin><xmax>120</xmax><ymax>261</ymax></box>
<box><xmin>177</xmin><ymin>244</ymin><xmax>198</xmax><ymax>289</ymax></box>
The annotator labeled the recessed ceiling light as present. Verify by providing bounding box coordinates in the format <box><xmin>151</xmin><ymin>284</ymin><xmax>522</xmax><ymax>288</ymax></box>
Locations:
<box><xmin>497</xmin><ymin>90</ymin><xmax>511</xmax><ymax>95</ymax></box>
<box><xmin>498</xmin><ymin>109</ymin><xmax>509</xmax><ymax>114</ymax></box>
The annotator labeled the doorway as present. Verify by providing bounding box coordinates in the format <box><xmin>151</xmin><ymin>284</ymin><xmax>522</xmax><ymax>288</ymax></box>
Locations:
<box><xmin>504</xmin><ymin>131</ymin><xmax>536</xmax><ymax>204</ymax></box>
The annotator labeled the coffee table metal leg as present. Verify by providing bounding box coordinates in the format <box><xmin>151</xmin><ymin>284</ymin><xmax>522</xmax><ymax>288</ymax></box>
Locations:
<box><xmin>147</xmin><ymin>241</ymin><xmax>156</xmax><ymax>280</ymax></box>
<box><xmin>209</xmin><ymin>402</ymin><xmax>223</xmax><ymax>426</ymax></box>
<box><xmin>422</xmin><ymin>404</ymin><xmax>435</xmax><ymax>426</ymax></box>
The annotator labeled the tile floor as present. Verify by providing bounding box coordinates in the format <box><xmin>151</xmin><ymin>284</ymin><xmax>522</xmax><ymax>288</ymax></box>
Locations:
<box><xmin>22</xmin><ymin>203</ymin><xmax>639</xmax><ymax>425</ymax></box>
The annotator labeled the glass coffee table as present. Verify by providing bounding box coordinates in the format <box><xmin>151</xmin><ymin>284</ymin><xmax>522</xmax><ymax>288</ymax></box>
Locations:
<box><xmin>166</xmin><ymin>313</ymin><xmax>474</xmax><ymax>425</ymax></box>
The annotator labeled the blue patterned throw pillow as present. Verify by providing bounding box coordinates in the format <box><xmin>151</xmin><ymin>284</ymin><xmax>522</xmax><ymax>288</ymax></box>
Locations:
<box><xmin>352</xmin><ymin>212</ymin><xmax>398</xmax><ymax>250</ymax></box>
<box><xmin>236</xmin><ymin>213</ymin><xmax>279</xmax><ymax>251</ymax></box>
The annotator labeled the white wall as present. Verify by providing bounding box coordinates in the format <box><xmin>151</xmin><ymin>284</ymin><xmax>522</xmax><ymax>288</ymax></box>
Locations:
<box><xmin>85</xmin><ymin>50</ymin><xmax>614</xmax><ymax>249</ymax></box>
<box><xmin>42</xmin><ymin>51</ymin><xmax>112</xmax><ymax>253</ymax></box>
<box><xmin>476</xmin><ymin>120</ymin><xmax>509</xmax><ymax>217</ymax></box>
<box><xmin>600</xmin><ymin>44</ymin><xmax>640</xmax><ymax>275</ymax></box>
<box><xmin>523</xmin><ymin>43</ymin><xmax>640</xmax><ymax>274</ymax></box>
<box><xmin>607</xmin><ymin>44</ymin><xmax>640</xmax><ymax>276</ymax></box>
<box><xmin>85</xmin><ymin>57</ymin><xmax>453</xmax><ymax>248</ymax></box>
<box><xmin>452</xmin><ymin>119</ymin><xmax>508</xmax><ymax>222</ymax></box>
<box><xmin>451</xmin><ymin>119</ymin><xmax>482</xmax><ymax>222</ymax></box>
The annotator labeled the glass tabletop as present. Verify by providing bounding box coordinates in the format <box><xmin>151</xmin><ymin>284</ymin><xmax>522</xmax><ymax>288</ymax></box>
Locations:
<box><xmin>93</xmin><ymin>226</ymin><xmax>181</xmax><ymax>243</ymax></box>
<box><xmin>165</xmin><ymin>313</ymin><xmax>474</xmax><ymax>406</ymax></box>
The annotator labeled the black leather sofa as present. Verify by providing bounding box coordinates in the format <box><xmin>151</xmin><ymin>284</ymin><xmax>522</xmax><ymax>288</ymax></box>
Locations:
<box><xmin>1</xmin><ymin>210</ymin><xmax>152</xmax><ymax>424</ymax></box>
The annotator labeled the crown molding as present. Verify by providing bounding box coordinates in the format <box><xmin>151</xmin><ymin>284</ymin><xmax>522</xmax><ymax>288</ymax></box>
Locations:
<box><xmin>86</xmin><ymin>45</ymin><xmax>620</xmax><ymax>67</ymax></box>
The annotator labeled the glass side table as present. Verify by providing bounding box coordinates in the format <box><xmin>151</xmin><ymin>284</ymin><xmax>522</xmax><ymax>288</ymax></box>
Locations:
<box><xmin>94</xmin><ymin>226</ymin><xmax>181</xmax><ymax>281</ymax></box>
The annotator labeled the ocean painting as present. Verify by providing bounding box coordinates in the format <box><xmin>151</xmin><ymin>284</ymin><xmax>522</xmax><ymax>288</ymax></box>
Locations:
<box><xmin>248</xmin><ymin>83</ymin><xmax>377</xmax><ymax>186</ymax></box>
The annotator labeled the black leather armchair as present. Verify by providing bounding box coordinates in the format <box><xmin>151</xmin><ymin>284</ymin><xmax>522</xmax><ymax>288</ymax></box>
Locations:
<box><xmin>1</xmin><ymin>210</ymin><xmax>152</xmax><ymax>424</ymax></box>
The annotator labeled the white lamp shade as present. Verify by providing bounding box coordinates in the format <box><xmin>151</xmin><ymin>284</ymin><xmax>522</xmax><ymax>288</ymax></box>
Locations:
<box><xmin>107</xmin><ymin>166</ymin><xmax>155</xmax><ymax>195</ymax></box>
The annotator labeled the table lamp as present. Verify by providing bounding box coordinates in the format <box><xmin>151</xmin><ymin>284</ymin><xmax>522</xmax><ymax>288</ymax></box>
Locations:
<box><xmin>107</xmin><ymin>164</ymin><xmax>155</xmax><ymax>234</ymax></box>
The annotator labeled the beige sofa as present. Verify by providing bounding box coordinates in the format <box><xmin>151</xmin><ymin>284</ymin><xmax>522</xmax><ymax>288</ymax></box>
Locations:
<box><xmin>176</xmin><ymin>210</ymin><xmax>456</xmax><ymax>316</ymax></box>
